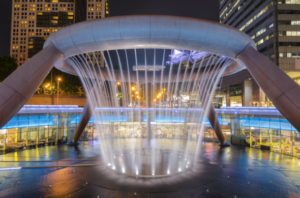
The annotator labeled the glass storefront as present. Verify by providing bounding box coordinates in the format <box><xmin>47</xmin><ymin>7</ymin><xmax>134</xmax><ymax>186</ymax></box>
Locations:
<box><xmin>0</xmin><ymin>107</ymin><xmax>300</xmax><ymax>159</ymax></box>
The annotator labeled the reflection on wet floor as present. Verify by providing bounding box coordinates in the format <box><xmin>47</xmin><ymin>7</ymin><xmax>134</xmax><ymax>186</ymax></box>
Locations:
<box><xmin>0</xmin><ymin>140</ymin><xmax>299</xmax><ymax>198</ymax></box>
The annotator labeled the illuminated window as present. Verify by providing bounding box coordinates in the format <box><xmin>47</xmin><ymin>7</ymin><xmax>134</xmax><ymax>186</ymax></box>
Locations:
<box><xmin>28</xmin><ymin>45</ymin><xmax>33</xmax><ymax>49</ymax></box>
<box><xmin>53</xmin><ymin>16</ymin><xmax>58</xmax><ymax>19</ymax></box>
<box><xmin>37</xmin><ymin>12</ymin><xmax>43</xmax><ymax>15</ymax></box>
<box><xmin>52</xmin><ymin>0</ymin><xmax>58</xmax><ymax>2</ymax></box>
<box><xmin>68</xmin><ymin>16</ymin><xmax>73</xmax><ymax>19</ymax></box>
<box><xmin>292</xmin><ymin>21</ymin><xmax>300</xmax><ymax>25</ymax></box>
<box><xmin>68</xmin><ymin>12</ymin><xmax>74</xmax><ymax>15</ymax></box>
<box><xmin>52</xmin><ymin>20</ymin><xmax>58</xmax><ymax>24</ymax></box>
<box><xmin>256</xmin><ymin>28</ymin><xmax>266</xmax><ymax>37</ymax></box>
<box><xmin>239</xmin><ymin>2</ymin><xmax>273</xmax><ymax>32</ymax></box>
<box><xmin>255</xmin><ymin>39</ymin><xmax>264</xmax><ymax>46</ymax></box>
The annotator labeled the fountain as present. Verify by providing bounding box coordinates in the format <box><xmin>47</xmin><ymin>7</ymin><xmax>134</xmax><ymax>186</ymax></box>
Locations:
<box><xmin>66</xmin><ymin>48</ymin><xmax>234</xmax><ymax>177</ymax></box>
<box><xmin>6</xmin><ymin>15</ymin><xmax>300</xmax><ymax>184</ymax></box>
<box><xmin>1</xmin><ymin>15</ymin><xmax>300</xmax><ymax>193</ymax></box>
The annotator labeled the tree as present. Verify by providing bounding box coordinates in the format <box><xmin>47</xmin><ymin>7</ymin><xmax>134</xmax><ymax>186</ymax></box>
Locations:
<box><xmin>37</xmin><ymin>67</ymin><xmax>85</xmax><ymax>96</ymax></box>
<box><xmin>0</xmin><ymin>55</ymin><xmax>18</xmax><ymax>82</ymax></box>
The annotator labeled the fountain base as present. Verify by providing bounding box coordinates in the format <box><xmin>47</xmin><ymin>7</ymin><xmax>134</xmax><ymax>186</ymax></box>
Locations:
<box><xmin>135</xmin><ymin>148</ymin><xmax>162</xmax><ymax>166</ymax></box>
<box><xmin>107</xmin><ymin>148</ymin><xmax>192</xmax><ymax>177</ymax></box>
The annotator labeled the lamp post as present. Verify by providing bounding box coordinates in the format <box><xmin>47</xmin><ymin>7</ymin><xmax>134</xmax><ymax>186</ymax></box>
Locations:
<box><xmin>57</xmin><ymin>78</ymin><xmax>61</xmax><ymax>105</ymax></box>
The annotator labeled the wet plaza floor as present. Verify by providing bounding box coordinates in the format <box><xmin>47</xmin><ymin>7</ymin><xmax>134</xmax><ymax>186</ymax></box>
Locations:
<box><xmin>0</xmin><ymin>140</ymin><xmax>299</xmax><ymax>198</ymax></box>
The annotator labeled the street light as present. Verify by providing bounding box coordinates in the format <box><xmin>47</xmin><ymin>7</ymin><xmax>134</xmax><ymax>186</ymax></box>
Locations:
<box><xmin>44</xmin><ymin>84</ymin><xmax>49</xmax><ymax>94</ymax></box>
<box><xmin>132</xmin><ymin>87</ymin><xmax>135</xmax><ymax>91</ymax></box>
<box><xmin>136</xmin><ymin>91</ymin><xmax>138</xmax><ymax>94</ymax></box>
<box><xmin>117</xmin><ymin>82</ymin><xmax>121</xmax><ymax>85</ymax></box>
<box><xmin>57</xmin><ymin>78</ymin><xmax>62</xmax><ymax>105</ymax></box>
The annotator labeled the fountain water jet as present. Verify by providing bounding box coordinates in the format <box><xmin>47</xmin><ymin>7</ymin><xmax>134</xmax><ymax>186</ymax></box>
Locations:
<box><xmin>67</xmin><ymin>49</ymin><xmax>234</xmax><ymax>177</ymax></box>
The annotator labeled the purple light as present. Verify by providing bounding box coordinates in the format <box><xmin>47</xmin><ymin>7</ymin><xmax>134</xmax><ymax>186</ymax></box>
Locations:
<box><xmin>167</xmin><ymin>50</ymin><xmax>209</xmax><ymax>65</ymax></box>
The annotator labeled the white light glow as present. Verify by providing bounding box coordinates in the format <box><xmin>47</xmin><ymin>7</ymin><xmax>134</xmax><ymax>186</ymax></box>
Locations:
<box><xmin>0</xmin><ymin>167</ymin><xmax>21</xmax><ymax>170</ymax></box>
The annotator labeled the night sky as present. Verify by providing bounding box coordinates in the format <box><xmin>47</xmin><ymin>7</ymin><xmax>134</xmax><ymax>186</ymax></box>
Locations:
<box><xmin>0</xmin><ymin>1</ymin><xmax>13</xmax><ymax>56</ymax></box>
<box><xmin>0</xmin><ymin>0</ymin><xmax>219</xmax><ymax>56</ymax></box>
<box><xmin>110</xmin><ymin>0</ymin><xmax>219</xmax><ymax>21</ymax></box>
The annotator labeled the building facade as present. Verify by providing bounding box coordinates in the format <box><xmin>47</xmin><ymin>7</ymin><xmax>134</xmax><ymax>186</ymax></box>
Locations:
<box><xmin>219</xmin><ymin>0</ymin><xmax>300</xmax><ymax>106</ymax></box>
<box><xmin>10</xmin><ymin>0</ymin><xmax>109</xmax><ymax>66</ymax></box>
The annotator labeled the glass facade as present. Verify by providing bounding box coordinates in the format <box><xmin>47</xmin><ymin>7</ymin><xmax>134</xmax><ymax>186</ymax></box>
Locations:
<box><xmin>0</xmin><ymin>107</ymin><xmax>299</xmax><ymax>158</ymax></box>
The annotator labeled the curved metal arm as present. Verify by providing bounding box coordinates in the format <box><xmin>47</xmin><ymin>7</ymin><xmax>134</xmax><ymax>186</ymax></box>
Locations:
<box><xmin>0</xmin><ymin>43</ymin><xmax>63</xmax><ymax>129</ymax></box>
<box><xmin>237</xmin><ymin>44</ymin><xmax>300</xmax><ymax>132</ymax></box>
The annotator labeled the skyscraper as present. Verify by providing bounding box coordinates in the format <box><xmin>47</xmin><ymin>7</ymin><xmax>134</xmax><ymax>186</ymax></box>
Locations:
<box><xmin>220</xmin><ymin>0</ymin><xmax>300</xmax><ymax>78</ymax></box>
<box><xmin>10</xmin><ymin>0</ymin><xmax>110</xmax><ymax>66</ymax></box>
<box><xmin>218</xmin><ymin>0</ymin><xmax>300</xmax><ymax>107</ymax></box>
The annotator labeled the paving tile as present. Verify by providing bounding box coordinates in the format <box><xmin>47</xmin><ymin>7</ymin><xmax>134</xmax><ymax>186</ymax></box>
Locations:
<box><xmin>111</xmin><ymin>191</ymin><xmax>148</xmax><ymax>198</ymax></box>
<box><xmin>149</xmin><ymin>191</ymin><xmax>185</xmax><ymax>198</ymax></box>
<box><xmin>68</xmin><ymin>185</ymin><xmax>116</xmax><ymax>198</ymax></box>
<box><xmin>181</xmin><ymin>187</ymin><xmax>227</xmax><ymax>198</ymax></box>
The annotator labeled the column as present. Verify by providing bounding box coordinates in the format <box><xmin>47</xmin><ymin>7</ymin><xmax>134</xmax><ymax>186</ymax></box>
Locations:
<box><xmin>15</xmin><ymin>128</ymin><xmax>18</xmax><ymax>145</ymax></box>
<box><xmin>292</xmin><ymin>131</ymin><xmax>295</xmax><ymax>156</ymax></box>
<box><xmin>250</xmin><ymin>131</ymin><xmax>252</xmax><ymax>148</ymax></box>
<box><xmin>3</xmin><ymin>132</ymin><xmax>6</xmax><ymax>153</ymax></box>
<box><xmin>25</xmin><ymin>128</ymin><xmax>28</xmax><ymax>147</ymax></box>
<box><xmin>243</xmin><ymin>79</ymin><xmax>252</xmax><ymax>106</ymax></box>
<box><xmin>45</xmin><ymin>127</ymin><xmax>49</xmax><ymax>145</ymax></box>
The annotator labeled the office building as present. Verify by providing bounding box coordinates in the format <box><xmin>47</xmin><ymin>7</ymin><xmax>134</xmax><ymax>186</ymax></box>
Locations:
<box><xmin>10</xmin><ymin>0</ymin><xmax>109</xmax><ymax>66</ymax></box>
<box><xmin>219</xmin><ymin>0</ymin><xmax>300</xmax><ymax>106</ymax></box>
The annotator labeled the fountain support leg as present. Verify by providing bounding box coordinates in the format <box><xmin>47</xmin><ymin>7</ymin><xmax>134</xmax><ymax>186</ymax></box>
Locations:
<box><xmin>207</xmin><ymin>104</ymin><xmax>230</xmax><ymax>147</ymax></box>
<box><xmin>67</xmin><ymin>100</ymin><xmax>92</xmax><ymax>145</ymax></box>
<box><xmin>197</xmin><ymin>84</ymin><xmax>230</xmax><ymax>147</ymax></box>
<box><xmin>237</xmin><ymin>44</ymin><xmax>300</xmax><ymax>132</ymax></box>
<box><xmin>67</xmin><ymin>84</ymin><xmax>104</xmax><ymax>145</ymax></box>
